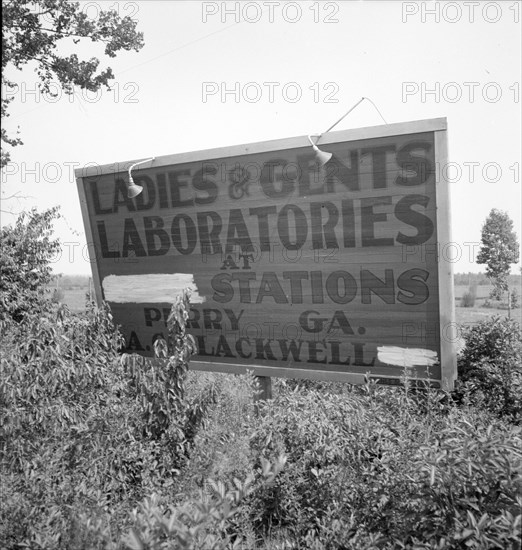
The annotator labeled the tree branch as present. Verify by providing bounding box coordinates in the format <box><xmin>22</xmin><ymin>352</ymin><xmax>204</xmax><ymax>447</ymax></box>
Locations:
<box><xmin>39</xmin><ymin>27</ymin><xmax>111</xmax><ymax>44</ymax></box>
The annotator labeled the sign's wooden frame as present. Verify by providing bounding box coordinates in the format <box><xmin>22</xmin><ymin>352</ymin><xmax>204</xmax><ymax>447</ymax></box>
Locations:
<box><xmin>76</xmin><ymin>117</ymin><xmax>456</xmax><ymax>390</ymax></box>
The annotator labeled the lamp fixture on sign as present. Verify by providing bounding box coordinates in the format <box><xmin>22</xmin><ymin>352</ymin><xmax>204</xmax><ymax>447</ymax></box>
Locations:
<box><xmin>127</xmin><ymin>157</ymin><xmax>155</xmax><ymax>198</ymax></box>
<box><xmin>307</xmin><ymin>134</ymin><xmax>332</xmax><ymax>165</ymax></box>
<box><xmin>307</xmin><ymin>96</ymin><xmax>387</xmax><ymax>166</ymax></box>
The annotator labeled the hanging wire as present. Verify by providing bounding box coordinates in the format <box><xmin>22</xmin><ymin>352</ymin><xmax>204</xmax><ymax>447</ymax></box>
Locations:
<box><xmin>323</xmin><ymin>97</ymin><xmax>366</xmax><ymax>133</ymax></box>
<box><xmin>313</xmin><ymin>96</ymin><xmax>388</xmax><ymax>144</ymax></box>
<box><xmin>363</xmin><ymin>97</ymin><xmax>388</xmax><ymax>125</ymax></box>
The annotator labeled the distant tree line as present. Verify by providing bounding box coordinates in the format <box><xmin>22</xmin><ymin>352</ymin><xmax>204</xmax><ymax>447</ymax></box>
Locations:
<box><xmin>51</xmin><ymin>274</ymin><xmax>90</xmax><ymax>289</ymax></box>
<box><xmin>454</xmin><ymin>272</ymin><xmax>521</xmax><ymax>287</ymax></box>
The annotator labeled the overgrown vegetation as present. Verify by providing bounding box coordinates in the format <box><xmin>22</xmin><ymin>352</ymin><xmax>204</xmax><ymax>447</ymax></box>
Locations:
<box><xmin>455</xmin><ymin>316</ymin><xmax>522</xmax><ymax>423</ymax></box>
<box><xmin>243</xmin><ymin>384</ymin><xmax>521</xmax><ymax>549</ymax></box>
<box><xmin>0</xmin><ymin>207</ymin><xmax>60</xmax><ymax>323</ymax></box>
<box><xmin>1</xmin><ymin>210</ymin><xmax>521</xmax><ymax>549</ymax></box>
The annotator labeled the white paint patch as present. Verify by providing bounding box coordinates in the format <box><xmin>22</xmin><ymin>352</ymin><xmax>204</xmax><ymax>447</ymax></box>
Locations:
<box><xmin>377</xmin><ymin>346</ymin><xmax>438</xmax><ymax>368</ymax></box>
<box><xmin>102</xmin><ymin>274</ymin><xmax>204</xmax><ymax>304</ymax></box>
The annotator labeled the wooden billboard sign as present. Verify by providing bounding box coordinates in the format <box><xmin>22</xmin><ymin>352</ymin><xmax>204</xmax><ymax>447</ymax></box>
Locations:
<box><xmin>76</xmin><ymin>118</ymin><xmax>456</xmax><ymax>390</ymax></box>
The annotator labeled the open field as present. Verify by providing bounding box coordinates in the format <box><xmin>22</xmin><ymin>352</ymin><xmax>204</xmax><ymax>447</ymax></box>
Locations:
<box><xmin>454</xmin><ymin>283</ymin><xmax>522</xmax><ymax>325</ymax></box>
<box><xmin>45</xmin><ymin>286</ymin><xmax>92</xmax><ymax>313</ymax></box>
<box><xmin>453</xmin><ymin>284</ymin><xmax>495</xmax><ymax>299</ymax></box>
<box><xmin>61</xmin><ymin>288</ymin><xmax>91</xmax><ymax>312</ymax></box>
<box><xmin>455</xmin><ymin>303</ymin><xmax>522</xmax><ymax>325</ymax></box>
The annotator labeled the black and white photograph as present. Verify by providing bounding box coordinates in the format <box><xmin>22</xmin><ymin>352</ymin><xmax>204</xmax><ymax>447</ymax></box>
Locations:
<box><xmin>1</xmin><ymin>1</ymin><xmax>521</xmax><ymax>548</ymax></box>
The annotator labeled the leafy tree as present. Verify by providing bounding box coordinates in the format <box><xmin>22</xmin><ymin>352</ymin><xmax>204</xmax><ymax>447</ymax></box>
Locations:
<box><xmin>1</xmin><ymin>0</ymin><xmax>144</xmax><ymax>167</ymax></box>
<box><xmin>477</xmin><ymin>209</ymin><xmax>520</xmax><ymax>309</ymax></box>
<box><xmin>0</xmin><ymin>207</ymin><xmax>60</xmax><ymax>323</ymax></box>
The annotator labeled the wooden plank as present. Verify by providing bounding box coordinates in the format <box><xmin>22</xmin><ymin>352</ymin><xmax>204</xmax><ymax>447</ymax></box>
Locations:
<box><xmin>76</xmin><ymin>176</ymin><xmax>104</xmax><ymax>305</ymax></box>
<box><xmin>189</xmin><ymin>361</ymin><xmax>441</xmax><ymax>385</ymax></box>
<box><xmin>434</xmin><ymin>129</ymin><xmax>457</xmax><ymax>391</ymax></box>
<box><xmin>75</xmin><ymin>118</ymin><xmax>446</xmax><ymax>178</ymax></box>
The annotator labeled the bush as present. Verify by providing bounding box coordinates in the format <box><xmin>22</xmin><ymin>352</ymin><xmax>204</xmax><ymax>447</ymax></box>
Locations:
<box><xmin>458</xmin><ymin>316</ymin><xmax>521</xmax><ymax>365</ymax></box>
<box><xmin>0</xmin><ymin>207</ymin><xmax>60</xmax><ymax>323</ymax></box>
<box><xmin>461</xmin><ymin>284</ymin><xmax>477</xmax><ymax>307</ymax></box>
<box><xmin>455</xmin><ymin>316</ymin><xmax>522</xmax><ymax>422</ymax></box>
<box><xmin>460</xmin><ymin>290</ymin><xmax>476</xmax><ymax>307</ymax></box>
<box><xmin>246</xmin><ymin>382</ymin><xmax>522</xmax><ymax>549</ymax></box>
<box><xmin>120</xmin><ymin>456</ymin><xmax>286</xmax><ymax>550</ymax></box>
<box><xmin>0</xmin><ymin>293</ymin><xmax>213</xmax><ymax>549</ymax></box>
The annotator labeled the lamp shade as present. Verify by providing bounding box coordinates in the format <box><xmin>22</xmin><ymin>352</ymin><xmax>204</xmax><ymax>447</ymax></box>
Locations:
<box><xmin>312</xmin><ymin>144</ymin><xmax>332</xmax><ymax>166</ymax></box>
<box><xmin>127</xmin><ymin>177</ymin><xmax>143</xmax><ymax>198</ymax></box>
<box><xmin>127</xmin><ymin>157</ymin><xmax>155</xmax><ymax>198</ymax></box>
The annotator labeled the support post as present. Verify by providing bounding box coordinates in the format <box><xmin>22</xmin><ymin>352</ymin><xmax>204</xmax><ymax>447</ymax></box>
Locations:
<box><xmin>254</xmin><ymin>376</ymin><xmax>272</xmax><ymax>414</ymax></box>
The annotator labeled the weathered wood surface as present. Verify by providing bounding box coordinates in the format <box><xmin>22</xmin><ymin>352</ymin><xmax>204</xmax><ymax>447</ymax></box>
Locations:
<box><xmin>77</xmin><ymin>119</ymin><xmax>456</xmax><ymax>389</ymax></box>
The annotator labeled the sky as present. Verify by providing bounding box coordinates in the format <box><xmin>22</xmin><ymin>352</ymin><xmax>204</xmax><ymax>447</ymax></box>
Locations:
<box><xmin>1</xmin><ymin>0</ymin><xmax>521</xmax><ymax>276</ymax></box>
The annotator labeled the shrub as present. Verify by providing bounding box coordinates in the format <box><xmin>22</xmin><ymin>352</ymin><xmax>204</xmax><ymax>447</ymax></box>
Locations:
<box><xmin>460</xmin><ymin>291</ymin><xmax>474</xmax><ymax>307</ymax></box>
<box><xmin>458</xmin><ymin>315</ymin><xmax>521</xmax><ymax>365</ymax></box>
<box><xmin>460</xmin><ymin>285</ymin><xmax>477</xmax><ymax>307</ymax></box>
<box><xmin>120</xmin><ymin>456</ymin><xmax>286</xmax><ymax>550</ymax></box>
<box><xmin>455</xmin><ymin>316</ymin><xmax>522</xmax><ymax>422</ymax></box>
<box><xmin>0</xmin><ymin>293</ymin><xmax>213</xmax><ymax>549</ymax></box>
<box><xmin>0</xmin><ymin>207</ymin><xmax>220</xmax><ymax>548</ymax></box>
<box><xmin>1</xmin><ymin>302</ymin><xmax>127</xmax><ymax>548</ymax></box>
<box><xmin>246</xmin><ymin>382</ymin><xmax>522</xmax><ymax>549</ymax></box>
<box><xmin>0</xmin><ymin>207</ymin><xmax>60</xmax><ymax>323</ymax></box>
